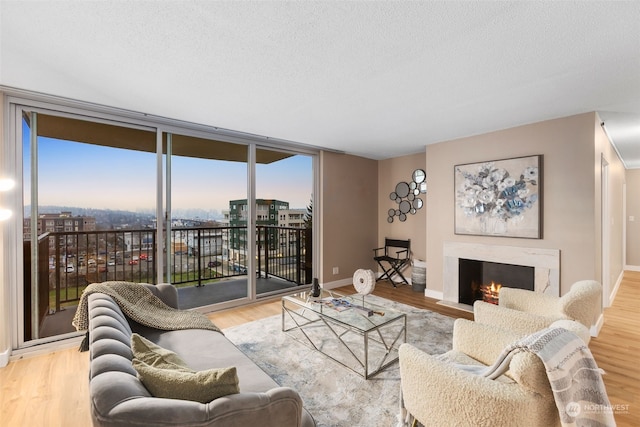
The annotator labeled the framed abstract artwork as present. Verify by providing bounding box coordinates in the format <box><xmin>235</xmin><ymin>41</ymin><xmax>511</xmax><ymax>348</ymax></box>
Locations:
<box><xmin>454</xmin><ymin>155</ymin><xmax>542</xmax><ymax>238</ymax></box>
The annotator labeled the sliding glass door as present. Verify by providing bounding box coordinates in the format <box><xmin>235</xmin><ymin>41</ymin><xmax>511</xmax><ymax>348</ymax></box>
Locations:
<box><xmin>19</xmin><ymin>108</ymin><xmax>156</xmax><ymax>345</ymax></box>
<box><xmin>9</xmin><ymin>99</ymin><xmax>317</xmax><ymax>349</ymax></box>
<box><xmin>163</xmin><ymin>132</ymin><xmax>250</xmax><ymax>309</ymax></box>
<box><xmin>255</xmin><ymin>148</ymin><xmax>313</xmax><ymax>297</ymax></box>
<box><xmin>164</xmin><ymin>136</ymin><xmax>315</xmax><ymax>308</ymax></box>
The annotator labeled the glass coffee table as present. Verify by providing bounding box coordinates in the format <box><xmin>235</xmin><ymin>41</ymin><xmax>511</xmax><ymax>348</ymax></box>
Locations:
<box><xmin>281</xmin><ymin>289</ymin><xmax>406</xmax><ymax>379</ymax></box>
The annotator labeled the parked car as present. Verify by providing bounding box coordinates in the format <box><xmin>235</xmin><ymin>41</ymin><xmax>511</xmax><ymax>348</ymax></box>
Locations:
<box><xmin>65</xmin><ymin>265</ymin><xmax>75</xmax><ymax>273</ymax></box>
<box><xmin>128</xmin><ymin>260</ymin><xmax>138</xmax><ymax>265</ymax></box>
<box><xmin>208</xmin><ymin>260</ymin><xmax>221</xmax><ymax>267</ymax></box>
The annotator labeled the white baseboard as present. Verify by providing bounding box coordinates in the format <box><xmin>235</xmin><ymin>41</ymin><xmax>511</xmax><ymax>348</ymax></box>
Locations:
<box><xmin>321</xmin><ymin>277</ymin><xmax>355</xmax><ymax>290</ymax></box>
<box><xmin>0</xmin><ymin>347</ymin><xmax>10</xmax><ymax>368</ymax></box>
<box><xmin>592</xmin><ymin>269</ymin><xmax>625</xmax><ymax>336</ymax></box>
<box><xmin>624</xmin><ymin>264</ymin><xmax>640</xmax><ymax>272</ymax></box>
<box><xmin>609</xmin><ymin>270</ymin><xmax>624</xmax><ymax>306</ymax></box>
<box><xmin>591</xmin><ymin>313</ymin><xmax>604</xmax><ymax>337</ymax></box>
<box><xmin>425</xmin><ymin>289</ymin><xmax>443</xmax><ymax>300</ymax></box>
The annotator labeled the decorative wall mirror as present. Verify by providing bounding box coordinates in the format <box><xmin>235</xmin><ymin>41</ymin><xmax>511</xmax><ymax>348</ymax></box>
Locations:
<box><xmin>387</xmin><ymin>169</ymin><xmax>426</xmax><ymax>222</ymax></box>
<box><xmin>413</xmin><ymin>169</ymin><xmax>426</xmax><ymax>184</ymax></box>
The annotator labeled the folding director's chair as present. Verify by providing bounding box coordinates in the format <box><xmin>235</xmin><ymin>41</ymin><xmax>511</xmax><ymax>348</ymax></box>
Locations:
<box><xmin>373</xmin><ymin>238</ymin><xmax>411</xmax><ymax>287</ymax></box>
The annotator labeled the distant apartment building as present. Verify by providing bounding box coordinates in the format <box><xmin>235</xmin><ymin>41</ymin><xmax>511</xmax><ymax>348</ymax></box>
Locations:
<box><xmin>122</xmin><ymin>231</ymin><xmax>154</xmax><ymax>253</ymax></box>
<box><xmin>23</xmin><ymin>211</ymin><xmax>97</xmax><ymax>251</ymax></box>
<box><xmin>222</xmin><ymin>205</ymin><xmax>306</xmax><ymax>228</ymax></box>
<box><xmin>228</xmin><ymin>199</ymin><xmax>289</xmax><ymax>226</ymax></box>
<box><xmin>183</xmin><ymin>229</ymin><xmax>223</xmax><ymax>257</ymax></box>
<box><xmin>277</xmin><ymin>209</ymin><xmax>306</xmax><ymax>228</ymax></box>
<box><xmin>23</xmin><ymin>211</ymin><xmax>96</xmax><ymax>237</ymax></box>
<box><xmin>228</xmin><ymin>199</ymin><xmax>286</xmax><ymax>253</ymax></box>
<box><xmin>23</xmin><ymin>212</ymin><xmax>97</xmax><ymax>269</ymax></box>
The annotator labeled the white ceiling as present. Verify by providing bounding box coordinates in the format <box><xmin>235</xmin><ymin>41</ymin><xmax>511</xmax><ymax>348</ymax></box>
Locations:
<box><xmin>1</xmin><ymin>1</ymin><xmax>639</xmax><ymax>164</ymax></box>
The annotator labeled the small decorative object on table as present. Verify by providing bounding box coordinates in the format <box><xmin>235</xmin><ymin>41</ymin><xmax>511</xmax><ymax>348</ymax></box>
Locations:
<box><xmin>353</xmin><ymin>269</ymin><xmax>376</xmax><ymax>296</ymax></box>
<box><xmin>350</xmin><ymin>269</ymin><xmax>384</xmax><ymax>316</ymax></box>
<box><xmin>310</xmin><ymin>277</ymin><xmax>321</xmax><ymax>297</ymax></box>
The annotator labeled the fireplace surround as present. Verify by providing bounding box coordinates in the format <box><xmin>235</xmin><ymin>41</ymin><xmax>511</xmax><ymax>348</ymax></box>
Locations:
<box><xmin>442</xmin><ymin>242</ymin><xmax>560</xmax><ymax>311</ymax></box>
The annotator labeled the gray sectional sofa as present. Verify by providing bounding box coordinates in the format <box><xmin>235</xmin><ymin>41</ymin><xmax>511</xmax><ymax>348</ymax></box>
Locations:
<box><xmin>87</xmin><ymin>283</ymin><xmax>315</xmax><ymax>427</ymax></box>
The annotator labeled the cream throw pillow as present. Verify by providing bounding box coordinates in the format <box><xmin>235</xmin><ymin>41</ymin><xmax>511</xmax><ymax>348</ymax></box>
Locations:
<box><xmin>130</xmin><ymin>333</ymin><xmax>240</xmax><ymax>403</ymax></box>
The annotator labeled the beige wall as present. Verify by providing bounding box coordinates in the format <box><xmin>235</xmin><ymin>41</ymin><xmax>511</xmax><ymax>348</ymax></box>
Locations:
<box><xmin>425</xmin><ymin>112</ymin><xmax>623</xmax><ymax>296</ymax></box>
<box><xmin>320</xmin><ymin>151</ymin><xmax>378</xmax><ymax>284</ymax></box>
<box><xmin>377</xmin><ymin>152</ymin><xmax>427</xmax><ymax>277</ymax></box>
<box><xmin>625</xmin><ymin>169</ymin><xmax>640</xmax><ymax>266</ymax></box>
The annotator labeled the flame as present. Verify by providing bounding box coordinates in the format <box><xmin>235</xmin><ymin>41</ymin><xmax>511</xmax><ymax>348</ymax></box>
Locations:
<box><xmin>489</xmin><ymin>281</ymin><xmax>502</xmax><ymax>293</ymax></box>
<box><xmin>480</xmin><ymin>281</ymin><xmax>502</xmax><ymax>305</ymax></box>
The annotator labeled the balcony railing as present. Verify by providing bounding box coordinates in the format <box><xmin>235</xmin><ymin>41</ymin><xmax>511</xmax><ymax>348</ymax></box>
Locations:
<box><xmin>27</xmin><ymin>225</ymin><xmax>311</xmax><ymax>313</ymax></box>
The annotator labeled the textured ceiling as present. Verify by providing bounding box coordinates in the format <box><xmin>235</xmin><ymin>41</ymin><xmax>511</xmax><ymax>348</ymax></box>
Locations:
<box><xmin>1</xmin><ymin>1</ymin><xmax>639</xmax><ymax>163</ymax></box>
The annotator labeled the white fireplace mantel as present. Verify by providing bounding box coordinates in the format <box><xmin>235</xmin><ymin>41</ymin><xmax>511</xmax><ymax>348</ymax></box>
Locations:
<box><xmin>442</xmin><ymin>242</ymin><xmax>560</xmax><ymax>308</ymax></box>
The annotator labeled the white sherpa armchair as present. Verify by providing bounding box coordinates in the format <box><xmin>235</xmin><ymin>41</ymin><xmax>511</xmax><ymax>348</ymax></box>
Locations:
<box><xmin>398</xmin><ymin>318</ymin><xmax>590</xmax><ymax>427</ymax></box>
<box><xmin>473</xmin><ymin>280</ymin><xmax>602</xmax><ymax>338</ymax></box>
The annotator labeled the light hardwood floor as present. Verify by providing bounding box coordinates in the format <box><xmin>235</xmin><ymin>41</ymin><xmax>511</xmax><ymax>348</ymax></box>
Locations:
<box><xmin>1</xmin><ymin>274</ymin><xmax>637</xmax><ymax>427</ymax></box>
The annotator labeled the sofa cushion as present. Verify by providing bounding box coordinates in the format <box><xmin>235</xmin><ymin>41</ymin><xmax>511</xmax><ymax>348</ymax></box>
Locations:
<box><xmin>130</xmin><ymin>333</ymin><xmax>240</xmax><ymax>403</ymax></box>
<box><xmin>132</xmin><ymin>359</ymin><xmax>240</xmax><ymax>403</ymax></box>
<box><xmin>136</xmin><ymin>327</ymin><xmax>279</xmax><ymax>393</ymax></box>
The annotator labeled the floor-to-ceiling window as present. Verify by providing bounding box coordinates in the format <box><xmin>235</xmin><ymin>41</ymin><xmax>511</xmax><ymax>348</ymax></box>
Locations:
<box><xmin>163</xmin><ymin>132</ymin><xmax>251</xmax><ymax>309</ymax></box>
<box><xmin>255</xmin><ymin>147</ymin><xmax>313</xmax><ymax>297</ymax></box>
<box><xmin>19</xmin><ymin>109</ymin><xmax>156</xmax><ymax>345</ymax></box>
<box><xmin>6</xmin><ymin>96</ymin><xmax>317</xmax><ymax>350</ymax></box>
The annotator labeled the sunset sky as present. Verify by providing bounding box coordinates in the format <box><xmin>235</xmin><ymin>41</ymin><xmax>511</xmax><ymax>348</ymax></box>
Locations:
<box><xmin>22</xmin><ymin>121</ymin><xmax>313</xmax><ymax>216</ymax></box>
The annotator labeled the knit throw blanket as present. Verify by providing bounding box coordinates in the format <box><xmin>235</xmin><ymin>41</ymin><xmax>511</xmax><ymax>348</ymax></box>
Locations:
<box><xmin>72</xmin><ymin>281</ymin><xmax>221</xmax><ymax>336</ymax></box>
<box><xmin>459</xmin><ymin>327</ymin><xmax>615</xmax><ymax>427</ymax></box>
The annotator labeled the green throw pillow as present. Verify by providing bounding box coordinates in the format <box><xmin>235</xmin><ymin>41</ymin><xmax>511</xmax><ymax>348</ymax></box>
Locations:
<box><xmin>130</xmin><ymin>333</ymin><xmax>190</xmax><ymax>370</ymax></box>
<box><xmin>130</xmin><ymin>333</ymin><xmax>240</xmax><ymax>403</ymax></box>
<box><xmin>132</xmin><ymin>359</ymin><xmax>240</xmax><ymax>403</ymax></box>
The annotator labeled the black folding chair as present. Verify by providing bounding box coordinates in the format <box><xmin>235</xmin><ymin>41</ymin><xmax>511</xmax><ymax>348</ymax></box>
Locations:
<box><xmin>373</xmin><ymin>238</ymin><xmax>411</xmax><ymax>287</ymax></box>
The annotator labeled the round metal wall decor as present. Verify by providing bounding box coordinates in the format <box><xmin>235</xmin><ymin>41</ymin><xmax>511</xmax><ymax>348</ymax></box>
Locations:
<box><xmin>387</xmin><ymin>169</ymin><xmax>426</xmax><ymax>223</ymax></box>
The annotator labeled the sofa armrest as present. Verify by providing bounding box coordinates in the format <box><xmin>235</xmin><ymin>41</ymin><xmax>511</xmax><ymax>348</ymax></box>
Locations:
<box><xmin>559</xmin><ymin>280</ymin><xmax>601</xmax><ymax>327</ymax></box>
<box><xmin>451</xmin><ymin>318</ymin><xmax>520</xmax><ymax>365</ymax></box>
<box><xmin>450</xmin><ymin>319</ymin><xmax>553</xmax><ymax>397</ymax></box>
<box><xmin>499</xmin><ymin>287</ymin><xmax>561</xmax><ymax>317</ymax></box>
<box><xmin>140</xmin><ymin>283</ymin><xmax>179</xmax><ymax>309</ymax></box>
<box><xmin>94</xmin><ymin>387</ymin><xmax>310</xmax><ymax>427</ymax></box>
<box><xmin>549</xmin><ymin>319</ymin><xmax>591</xmax><ymax>344</ymax></box>
<box><xmin>473</xmin><ymin>301</ymin><xmax>555</xmax><ymax>336</ymax></box>
<box><xmin>207</xmin><ymin>388</ymin><xmax>309</xmax><ymax>427</ymax></box>
<box><xmin>398</xmin><ymin>344</ymin><xmax>556</xmax><ymax>427</ymax></box>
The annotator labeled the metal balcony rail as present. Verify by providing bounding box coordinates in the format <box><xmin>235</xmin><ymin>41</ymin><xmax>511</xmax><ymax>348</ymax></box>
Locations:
<box><xmin>28</xmin><ymin>225</ymin><xmax>311</xmax><ymax>312</ymax></box>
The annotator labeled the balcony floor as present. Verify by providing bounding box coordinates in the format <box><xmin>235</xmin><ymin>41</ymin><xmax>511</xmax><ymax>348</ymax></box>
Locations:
<box><xmin>40</xmin><ymin>277</ymin><xmax>300</xmax><ymax>337</ymax></box>
<box><xmin>177</xmin><ymin>276</ymin><xmax>301</xmax><ymax>309</ymax></box>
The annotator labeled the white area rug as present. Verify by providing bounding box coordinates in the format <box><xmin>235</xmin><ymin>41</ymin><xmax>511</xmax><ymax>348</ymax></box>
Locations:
<box><xmin>223</xmin><ymin>295</ymin><xmax>455</xmax><ymax>427</ymax></box>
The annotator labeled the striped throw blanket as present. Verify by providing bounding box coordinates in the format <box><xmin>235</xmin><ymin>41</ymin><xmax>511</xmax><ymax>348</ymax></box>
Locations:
<box><xmin>470</xmin><ymin>327</ymin><xmax>616</xmax><ymax>426</ymax></box>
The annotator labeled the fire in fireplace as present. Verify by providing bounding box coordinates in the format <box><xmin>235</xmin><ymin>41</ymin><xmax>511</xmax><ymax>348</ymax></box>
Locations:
<box><xmin>479</xmin><ymin>281</ymin><xmax>502</xmax><ymax>305</ymax></box>
<box><xmin>459</xmin><ymin>259</ymin><xmax>534</xmax><ymax>306</ymax></box>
